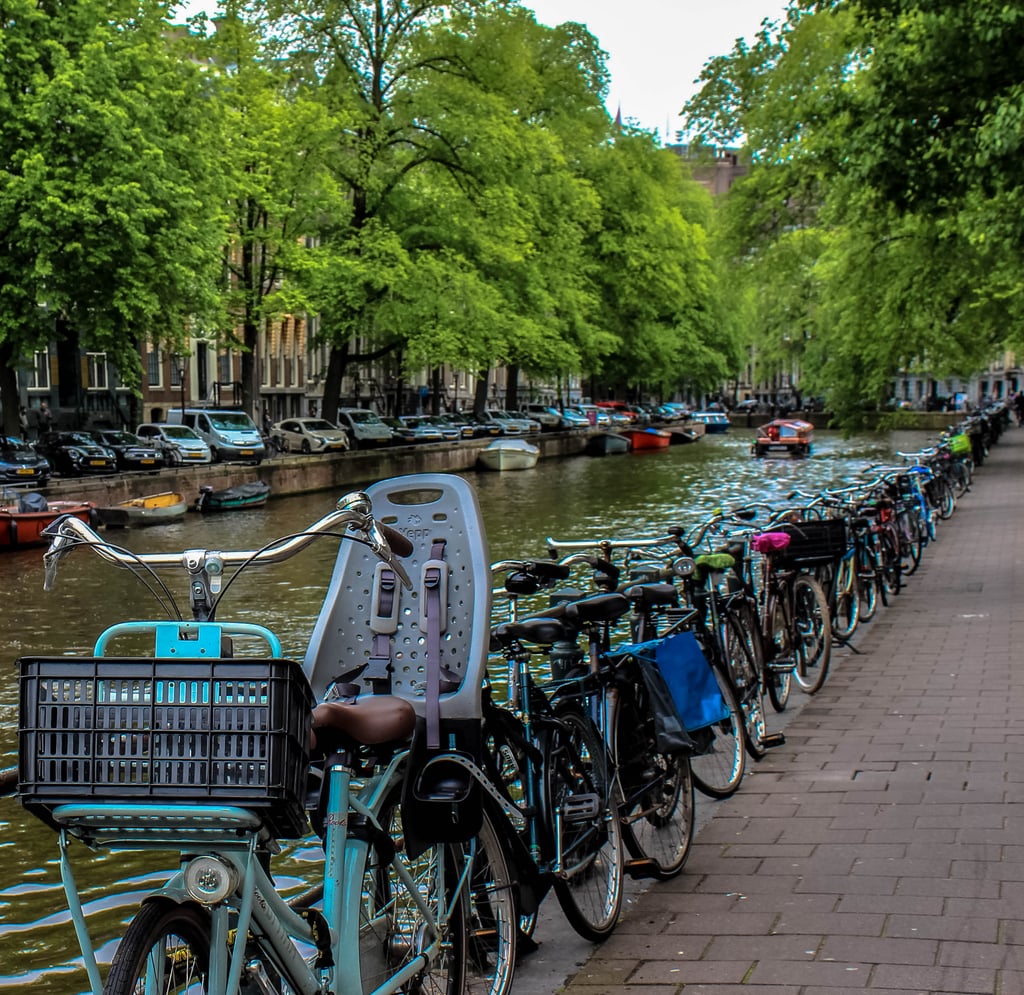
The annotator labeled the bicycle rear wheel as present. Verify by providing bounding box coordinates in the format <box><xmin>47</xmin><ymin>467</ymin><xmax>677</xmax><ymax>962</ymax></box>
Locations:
<box><xmin>829</xmin><ymin>555</ymin><xmax>859</xmax><ymax>641</ymax></box>
<box><xmin>791</xmin><ymin>575</ymin><xmax>831</xmax><ymax>694</ymax></box>
<box><xmin>613</xmin><ymin>677</ymin><xmax>694</xmax><ymax>879</ymax></box>
<box><xmin>547</xmin><ymin>706</ymin><xmax>624</xmax><ymax>942</ymax></box>
<box><xmin>720</xmin><ymin>610</ymin><xmax>767</xmax><ymax>760</ymax></box>
<box><xmin>465</xmin><ymin>809</ymin><xmax>518</xmax><ymax>995</ymax></box>
<box><xmin>359</xmin><ymin>790</ymin><xmax>466</xmax><ymax>995</ymax></box>
<box><xmin>688</xmin><ymin>665</ymin><xmax>745</xmax><ymax>798</ymax></box>
<box><xmin>104</xmin><ymin>898</ymin><xmax>213</xmax><ymax>994</ymax></box>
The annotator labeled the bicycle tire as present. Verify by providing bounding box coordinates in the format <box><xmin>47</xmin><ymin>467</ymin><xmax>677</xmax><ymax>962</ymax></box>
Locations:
<box><xmin>613</xmin><ymin>673</ymin><xmax>695</xmax><ymax>879</ymax></box>
<box><xmin>936</xmin><ymin>478</ymin><xmax>956</xmax><ymax>520</ymax></box>
<box><xmin>719</xmin><ymin>610</ymin><xmax>767</xmax><ymax>760</ymax></box>
<box><xmin>465</xmin><ymin>808</ymin><xmax>518</xmax><ymax>995</ymax></box>
<box><xmin>104</xmin><ymin>898</ymin><xmax>213</xmax><ymax>994</ymax></box>
<box><xmin>763</xmin><ymin>587</ymin><xmax>792</xmax><ymax>713</ymax></box>
<box><xmin>688</xmin><ymin>664</ymin><xmax>746</xmax><ymax>798</ymax></box>
<box><xmin>856</xmin><ymin>546</ymin><xmax>879</xmax><ymax>622</ymax></box>
<box><xmin>547</xmin><ymin>706</ymin><xmax>624</xmax><ymax>942</ymax></box>
<box><xmin>359</xmin><ymin>789</ymin><xmax>466</xmax><ymax>995</ymax></box>
<box><xmin>829</xmin><ymin>555</ymin><xmax>859</xmax><ymax>641</ymax></box>
<box><xmin>791</xmin><ymin>575</ymin><xmax>831</xmax><ymax>694</ymax></box>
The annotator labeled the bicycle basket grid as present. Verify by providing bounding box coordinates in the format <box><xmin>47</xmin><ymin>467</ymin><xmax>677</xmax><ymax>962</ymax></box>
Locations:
<box><xmin>17</xmin><ymin>657</ymin><xmax>313</xmax><ymax>838</ymax></box>
<box><xmin>770</xmin><ymin>518</ymin><xmax>848</xmax><ymax>567</ymax></box>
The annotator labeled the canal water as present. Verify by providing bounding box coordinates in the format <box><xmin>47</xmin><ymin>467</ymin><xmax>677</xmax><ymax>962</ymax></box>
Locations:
<box><xmin>0</xmin><ymin>428</ymin><xmax>932</xmax><ymax>989</ymax></box>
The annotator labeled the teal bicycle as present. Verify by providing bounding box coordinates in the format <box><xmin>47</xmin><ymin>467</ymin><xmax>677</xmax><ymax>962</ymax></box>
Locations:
<box><xmin>15</xmin><ymin>481</ymin><xmax>516</xmax><ymax>995</ymax></box>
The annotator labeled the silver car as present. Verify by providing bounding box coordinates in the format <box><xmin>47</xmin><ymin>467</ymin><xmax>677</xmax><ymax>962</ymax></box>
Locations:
<box><xmin>272</xmin><ymin>418</ymin><xmax>349</xmax><ymax>454</ymax></box>
<box><xmin>136</xmin><ymin>423</ymin><xmax>213</xmax><ymax>465</ymax></box>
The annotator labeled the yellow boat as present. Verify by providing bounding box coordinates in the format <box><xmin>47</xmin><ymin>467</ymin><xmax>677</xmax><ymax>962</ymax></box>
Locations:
<box><xmin>97</xmin><ymin>491</ymin><xmax>188</xmax><ymax>527</ymax></box>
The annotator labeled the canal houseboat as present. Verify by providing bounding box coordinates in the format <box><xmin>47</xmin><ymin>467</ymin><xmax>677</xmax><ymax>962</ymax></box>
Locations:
<box><xmin>752</xmin><ymin>418</ymin><xmax>815</xmax><ymax>458</ymax></box>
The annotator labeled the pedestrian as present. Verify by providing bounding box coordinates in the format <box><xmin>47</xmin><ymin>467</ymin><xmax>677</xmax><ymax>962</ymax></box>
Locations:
<box><xmin>38</xmin><ymin>400</ymin><xmax>52</xmax><ymax>436</ymax></box>
<box><xmin>18</xmin><ymin>406</ymin><xmax>29</xmax><ymax>439</ymax></box>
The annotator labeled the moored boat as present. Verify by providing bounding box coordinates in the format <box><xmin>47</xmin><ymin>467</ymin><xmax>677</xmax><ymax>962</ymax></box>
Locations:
<box><xmin>624</xmin><ymin>427</ymin><xmax>672</xmax><ymax>451</ymax></box>
<box><xmin>0</xmin><ymin>492</ymin><xmax>95</xmax><ymax>549</ymax></box>
<box><xmin>194</xmin><ymin>480</ymin><xmax>271</xmax><ymax>512</ymax></box>
<box><xmin>585</xmin><ymin>432</ymin><xmax>631</xmax><ymax>456</ymax></box>
<box><xmin>752</xmin><ymin>418</ymin><xmax>815</xmax><ymax>458</ymax></box>
<box><xmin>665</xmin><ymin>426</ymin><xmax>702</xmax><ymax>445</ymax></box>
<box><xmin>97</xmin><ymin>491</ymin><xmax>188</xmax><ymax>528</ymax></box>
<box><xmin>477</xmin><ymin>438</ymin><xmax>540</xmax><ymax>471</ymax></box>
<box><xmin>691</xmin><ymin>411</ymin><xmax>731</xmax><ymax>434</ymax></box>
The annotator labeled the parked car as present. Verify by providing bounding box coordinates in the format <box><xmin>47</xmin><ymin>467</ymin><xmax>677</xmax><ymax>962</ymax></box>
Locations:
<box><xmin>571</xmin><ymin>405</ymin><xmax>611</xmax><ymax>428</ymax></box>
<box><xmin>385</xmin><ymin>417</ymin><xmax>444</xmax><ymax>444</ymax></box>
<box><xmin>335</xmin><ymin>408</ymin><xmax>394</xmax><ymax>449</ymax></box>
<box><xmin>88</xmin><ymin>429</ymin><xmax>165</xmax><ymax>472</ymax></box>
<box><xmin>556</xmin><ymin>408</ymin><xmax>590</xmax><ymax>430</ymax></box>
<box><xmin>479</xmin><ymin>410</ymin><xmax>541</xmax><ymax>435</ymax></box>
<box><xmin>272</xmin><ymin>417</ymin><xmax>349</xmax><ymax>454</ymax></box>
<box><xmin>416</xmin><ymin>414</ymin><xmax>471</xmax><ymax>441</ymax></box>
<box><xmin>35</xmin><ymin>431</ymin><xmax>118</xmax><ymax>476</ymax></box>
<box><xmin>440</xmin><ymin>412</ymin><xmax>500</xmax><ymax>439</ymax></box>
<box><xmin>0</xmin><ymin>436</ymin><xmax>50</xmax><ymax>485</ymax></box>
<box><xmin>517</xmin><ymin>404</ymin><xmax>562</xmax><ymax>430</ymax></box>
<box><xmin>136</xmin><ymin>423</ymin><xmax>213</xmax><ymax>465</ymax></box>
<box><xmin>167</xmin><ymin>408</ymin><xmax>265</xmax><ymax>464</ymax></box>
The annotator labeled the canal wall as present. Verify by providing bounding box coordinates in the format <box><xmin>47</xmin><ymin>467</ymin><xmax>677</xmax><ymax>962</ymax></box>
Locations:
<box><xmin>36</xmin><ymin>430</ymin><xmax>593</xmax><ymax>506</ymax></box>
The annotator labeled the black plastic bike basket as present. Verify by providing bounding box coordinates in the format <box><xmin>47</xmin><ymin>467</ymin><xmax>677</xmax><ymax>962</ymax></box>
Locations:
<box><xmin>772</xmin><ymin>519</ymin><xmax>848</xmax><ymax>567</ymax></box>
<box><xmin>17</xmin><ymin>657</ymin><xmax>314</xmax><ymax>838</ymax></box>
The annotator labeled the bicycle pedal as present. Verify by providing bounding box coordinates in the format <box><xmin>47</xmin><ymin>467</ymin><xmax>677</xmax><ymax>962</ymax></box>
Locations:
<box><xmin>767</xmin><ymin>657</ymin><xmax>795</xmax><ymax>673</ymax></box>
<box><xmin>561</xmin><ymin>792</ymin><xmax>600</xmax><ymax>823</ymax></box>
<box><xmin>760</xmin><ymin>733</ymin><xmax>786</xmax><ymax>749</ymax></box>
<box><xmin>624</xmin><ymin>858</ymin><xmax>661</xmax><ymax>880</ymax></box>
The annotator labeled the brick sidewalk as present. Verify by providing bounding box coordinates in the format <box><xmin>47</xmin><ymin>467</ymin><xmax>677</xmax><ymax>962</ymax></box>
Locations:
<box><xmin>559</xmin><ymin>426</ymin><xmax>1024</xmax><ymax>994</ymax></box>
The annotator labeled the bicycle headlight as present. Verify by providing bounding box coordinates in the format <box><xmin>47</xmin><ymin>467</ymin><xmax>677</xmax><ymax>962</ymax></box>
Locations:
<box><xmin>184</xmin><ymin>855</ymin><xmax>238</xmax><ymax>905</ymax></box>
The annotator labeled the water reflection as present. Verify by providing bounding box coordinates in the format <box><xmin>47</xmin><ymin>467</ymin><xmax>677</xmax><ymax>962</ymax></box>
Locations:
<box><xmin>0</xmin><ymin>429</ymin><xmax>929</xmax><ymax>990</ymax></box>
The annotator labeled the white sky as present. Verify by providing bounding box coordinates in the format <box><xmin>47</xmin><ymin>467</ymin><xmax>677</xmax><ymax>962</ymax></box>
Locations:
<box><xmin>177</xmin><ymin>0</ymin><xmax>789</xmax><ymax>141</ymax></box>
<box><xmin>526</xmin><ymin>0</ymin><xmax>789</xmax><ymax>140</ymax></box>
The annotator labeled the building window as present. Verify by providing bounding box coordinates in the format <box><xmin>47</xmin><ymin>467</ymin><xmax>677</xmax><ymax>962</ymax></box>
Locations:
<box><xmin>27</xmin><ymin>350</ymin><xmax>50</xmax><ymax>389</ymax></box>
<box><xmin>86</xmin><ymin>352</ymin><xmax>108</xmax><ymax>390</ymax></box>
<box><xmin>219</xmin><ymin>351</ymin><xmax>232</xmax><ymax>384</ymax></box>
<box><xmin>146</xmin><ymin>347</ymin><xmax>162</xmax><ymax>388</ymax></box>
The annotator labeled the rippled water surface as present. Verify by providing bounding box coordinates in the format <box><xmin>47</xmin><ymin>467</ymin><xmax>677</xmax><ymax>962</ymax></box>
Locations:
<box><xmin>0</xmin><ymin>428</ymin><xmax>931</xmax><ymax>989</ymax></box>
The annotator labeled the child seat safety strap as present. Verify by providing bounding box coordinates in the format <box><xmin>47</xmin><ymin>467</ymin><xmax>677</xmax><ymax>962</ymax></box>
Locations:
<box><xmin>423</xmin><ymin>539</ymin><xmax>447</xmax><ymax>749</ymax></box>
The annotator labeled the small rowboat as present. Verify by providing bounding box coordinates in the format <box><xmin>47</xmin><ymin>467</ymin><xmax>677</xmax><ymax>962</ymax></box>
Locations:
<box><xmin>585</xmin><ymin>432</ymin><xmax>631</xmax><ymax>456</ymax></box>
<box><xmin>752</xmin><ymin>419</ymin><xmax>814</xmax><ymax>458</ymax></box>
<box><xmin>194</xmin><ymin>480</ymin><xmax>271</xmax><ymax>512</ymax></box>
<box><xmin>97</xmin><ymin>491</ymin><xmax>188</xmax><ymax>528</ymax></box>
<box><xmin>477</xmin><ymin>438</ymin><xmax>540</xmax><ymax>471</ymax></box>
<box><xmin>0</xmin><ymin>493</ymin><xmax>95</xmax><ymax>549</ymax></box>
<box><xmin>624</xmin><ymin>428</ymin><xmax>672</xmax><ymax>451</ymax></box>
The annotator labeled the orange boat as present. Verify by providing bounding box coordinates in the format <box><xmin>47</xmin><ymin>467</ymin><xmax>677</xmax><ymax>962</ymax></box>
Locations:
<box><xmin>0</xmin><ymin>493</ymin><xmax>95</xmax><ymax>549</ymax></box>
<box><xmin>752</xmin><ymin>419</ymin><xmax>814</xmax><ymax>458</ymax></box>
<box><xmin>624</xmin><ymin>428</ymin><xmax>672</xmax><ymax>451</ymax></box>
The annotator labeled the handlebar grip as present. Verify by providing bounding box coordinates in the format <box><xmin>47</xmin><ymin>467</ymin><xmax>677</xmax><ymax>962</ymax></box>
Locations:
<box><xmin>379</xmin><ymin>524</ymin><xmax>414</xmax><ymax>558</ymax></box>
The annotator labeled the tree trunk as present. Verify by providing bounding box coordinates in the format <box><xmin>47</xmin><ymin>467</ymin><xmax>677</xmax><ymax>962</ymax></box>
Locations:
<box><xmin>322</xmin><ymin>343</ymin><xmax>350</xmax><ymax>421</ymax></box>
<box><xmin>473</xmin><ymin>374</ymin><xmax>488</xmax><ymax>418</ymax></box>
<box><xmin>0</xmin><ymin>342</ymin><xmax>19</xmax><ymax>438</ymax></box>
<box><xmin>505</xmin><ymin>365</ymin><xmax>520</xmax><ymax>411</ymax></box>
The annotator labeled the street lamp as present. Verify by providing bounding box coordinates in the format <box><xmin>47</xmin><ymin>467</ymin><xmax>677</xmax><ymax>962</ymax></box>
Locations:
<box><xmin>172</xmin><ymin>352</ymin><xmax>187</xmax><ymax>415</ymax></box>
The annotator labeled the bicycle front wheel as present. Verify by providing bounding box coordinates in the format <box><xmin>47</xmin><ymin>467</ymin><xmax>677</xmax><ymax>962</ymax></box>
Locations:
<box><xmin>791</xmin><ymin>575</ymin><xmax>832</xmax><ymax>694</ymax></box>
<box><xmin>547</xmin><ymin>706</ymin><xmax>624</xmax><ymax>942</ymax></box>
<box><xmin>104</xmin><ymin>898</ymin><xmax>213</xmax><ymax>994</ymax></box>
<box><xmin>688</xmin><ymin>665</ymin><xmax>746</xmax><ymax>799</ymax></box>
<box><xmin>720</xmin><ymin>610</ymin><xmax>767</xmax><ymax>760</ymax></box>
<box><xmin>829</xmin><ymin>555</ymin><xmax>859</xmax><ymax>641</ymax></box>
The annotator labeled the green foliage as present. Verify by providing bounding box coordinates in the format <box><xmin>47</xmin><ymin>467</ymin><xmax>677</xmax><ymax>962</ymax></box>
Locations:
<box><xmin>0</xmin><ymin>0</ymin><xmax>225</xmax><ymax>385</ymax></box>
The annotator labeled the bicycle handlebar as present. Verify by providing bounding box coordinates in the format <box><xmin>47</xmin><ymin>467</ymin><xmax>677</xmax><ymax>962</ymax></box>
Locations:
<box><xmin>41</xmin><ymin>490</ymin><xmax>414</xmax><ymax>607</ymax></box>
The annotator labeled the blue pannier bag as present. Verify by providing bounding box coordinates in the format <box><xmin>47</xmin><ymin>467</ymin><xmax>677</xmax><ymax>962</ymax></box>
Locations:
<box><xmin>617</xmin><ymin>631</ymin><xmax>729</xmax><ymax>733</ymax></box>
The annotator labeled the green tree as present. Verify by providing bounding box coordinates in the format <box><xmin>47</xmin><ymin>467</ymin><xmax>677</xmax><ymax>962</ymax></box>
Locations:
<box><xmin>0</xmin><ymin>0</ymin><xmax>225</xmax><ymax>434</ymax></box>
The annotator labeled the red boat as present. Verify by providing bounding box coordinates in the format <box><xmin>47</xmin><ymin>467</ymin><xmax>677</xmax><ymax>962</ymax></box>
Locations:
<box><xmin>0</xmin><ymin>494</ymin><xmax>95</xmax><ymax>549</ymax></box>
<box><xmin>624</xmin><ymin>428</ymin><xmax>672</xmax><ymax>451</ymax></box>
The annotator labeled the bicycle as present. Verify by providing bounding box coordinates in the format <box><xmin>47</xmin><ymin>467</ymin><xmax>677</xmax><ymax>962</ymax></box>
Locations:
<box><xmin>17</xmin><ymin>478</ymin><xmax>514</xmax><ymax>995</ymax></box>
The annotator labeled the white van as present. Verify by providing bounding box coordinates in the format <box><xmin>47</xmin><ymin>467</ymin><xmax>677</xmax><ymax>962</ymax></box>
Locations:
<box><xmin>167</xmin><ymin>408</ymin><xmax>266</xmax><ymax>464</ymax></box>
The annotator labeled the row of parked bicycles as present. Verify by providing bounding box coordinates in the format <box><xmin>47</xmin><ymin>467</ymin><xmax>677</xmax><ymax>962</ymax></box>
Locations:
<box><xmin>1</xmin><ymin>405</ymin><xmax>1007</xmax><ymax>995</ymax></box>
